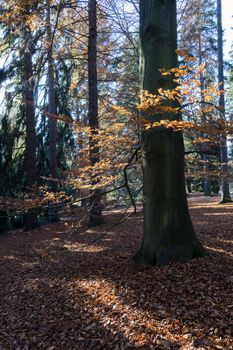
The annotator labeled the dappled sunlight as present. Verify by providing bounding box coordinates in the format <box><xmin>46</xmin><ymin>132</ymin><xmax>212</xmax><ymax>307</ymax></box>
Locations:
<box><xmin>86</xmin><ymin>228</ymin><xmax>105</xmax><ymax>234</ymax></box>
<box><xmin>193</xmin><ymin>220</ymin><xmax>211</xmax><ymax>226</ymax></box>
<box><xmin>127</xmin><ymin>215</ymin><xmax>143</xmax><ymax>222</ymax></box>
<box><xmin>21</xmin><ymin>261</ymin><xmax>41</xmax><ymax>268</ymax></box>
<box><xmin>68</xmin><ymin>278</ymin><xmax>186</xmax><ymax>348</ymax></box>
<box><xmin>188</xmin><ymin>196</ymin><xmax>233</xmax><ymax>209</ymax></box>
<box><xmin>0</xmin><ymin>197</ymin><xmax>232</xmax><ymax>349</ymax></box>
<box><xmin>51</xmin><ymin>237</ymin><xmax>62</xmax><ymax>241</ymax></box>
<box><xmin>101</xmin><ymin>237</ymin><xmax>112</xmax><ymax>242</ymax></box>
<box><xmin>204</xmin><ymin>245</ymin><xmax>233</xmax><ymax>258</ymax></box>
<box><xmin>190</xmin><ymin>203</ymin><xmax>233</xmax><ymax>210</ymax></box>
<box><xmin>0</xmin><ymin>254</ymin><xmax>18</xmax><ymax>261</ymax></box>
<box><xmin>22</xmin><ymin>277</ymin><xmax>52</xmax><ymax>292</ymax></box>
<box><xmin>204</xmin><ymin>212</ymin><xmax>233</xmax><ymax>216</ymax></box>
<box><xmin>71</xmin><ymin>277</ymin><xmax>185</xmax><ymax>346</ymax></box>
<box><xmin>63</xmin><ymin>242</ymin><xmax>107</xmax><ymax>253</ymax></box>
<box><xmin>217</xmin><ymin>239</ymin><xmax>233</xmax><ymax>245</ymax></box>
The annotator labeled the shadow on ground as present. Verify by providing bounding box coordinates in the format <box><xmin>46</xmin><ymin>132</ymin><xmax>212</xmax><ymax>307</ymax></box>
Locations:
<box><xmin>0</xmin><ymin>198</ymin><xmax>232</xmax><ymax>349</ymax></box>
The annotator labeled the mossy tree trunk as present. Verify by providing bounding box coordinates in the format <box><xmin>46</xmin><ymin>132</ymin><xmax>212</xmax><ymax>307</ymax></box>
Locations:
<box><xmin>134</xmin><ymin>0</ymin><xmax>204</xmax><ymax>266</ymax></box>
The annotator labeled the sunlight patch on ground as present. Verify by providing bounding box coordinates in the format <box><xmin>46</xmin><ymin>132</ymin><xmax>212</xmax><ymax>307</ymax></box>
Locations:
<box><xmin>70</xmin><ymin>279</ymin><xmax>182</xmax><ymax>348</ymax></box>
<box><xmin>204</xmin><ymin>212</ymin><xmax>233</xmax><ymax>216</ymax></box>
<box><xmin>204</xmin><ymin>245</ymin><xmax>233</xmax><ymax>258</ymax></box>
<box><xmin>63</xmin><ymin>242</ymin><xmax>107</xmax><ymax>253</ymax></box>
<box><xmin>217</xmin><ymin>239</ymin><xmax>233</xmax><ymax>245</ymax></box>
<box><xmin>0</xmin><ymin>197</ymin><xmax>232</xmax><ymax>349</ymax></box>
<box><xmin>0</xmin><ymin>255</ymin><xmax>18</xmax><ymax>260</ymax></box>
<box><xmin>21</xmin><ymin>262</ymin><xmax>40</xmax><ymax>268</ymax></box>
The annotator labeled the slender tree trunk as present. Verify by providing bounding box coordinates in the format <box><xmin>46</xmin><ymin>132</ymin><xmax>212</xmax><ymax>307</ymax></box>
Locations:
<box><xmin>186</xmin><ymin>177</ymin><xmax>192</xmax><ymax>194</ymax></box>
<box><xmin>198</xmin><ymin>34</ymin><xmax>210</xmax><ymax>196</ymax></box>
<box><xmin>88</xmin><ymin>0</ymin><xmax>103</xmax><ymax>227</ymax></box>
<box><xmin>217</xmin><ymin>0</ymin><xmax>231</xmax><ymax>203</ymax></box>
<box><xmin>22</xmin><ymin>29</ymin><xmax>38</xmax><ymax>230</ymax></box>
<box><xmin>134</xmin><ymin>0</ymin><xmax>204</xmax><ymax>266</ymax></box>
<box><xmin>47</xmin><ymin>0</ymin><xmax>57</xmax><ymax>192</ymax></box>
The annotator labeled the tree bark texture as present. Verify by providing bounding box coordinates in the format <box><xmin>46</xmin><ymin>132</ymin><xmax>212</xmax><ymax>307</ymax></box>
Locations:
<box><xmin>198</xmin><ymin>34</ymin><xmax>210</xmax><ymax>196</ymax></box>
<box><xmin>23</xmin><ymin>29</ymin><xmax>38</xmax><ymax>230</ymax></box>
<box><xmin>88</xmin><ymin>0</ymin><xmax>103</xmax><ymax>227</ymax></box>
<box><xmin>134</xmin><ymin>0</ymin><xmax>204</xmax><ymax>266</ymax></box>
<box><xmin>217</xmin><ymin>0</ymin><xmax>231</xmax><ymax>203</ymax></box>
<box><xmin>47</xmin><ymin>0</ymin><xmax>58</xmax><ymax>192</ymax></box>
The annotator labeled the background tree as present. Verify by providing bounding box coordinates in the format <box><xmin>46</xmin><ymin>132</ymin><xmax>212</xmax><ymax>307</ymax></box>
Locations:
<box><xmin>217</xmin><ymin>0</ymin><xmax>231</xmax><ymax>203</ymax></box>
<box><xmin>46</xmin><ymin>0</ymin><xmax>58</xmax><ymax>192</ymax></box>
<box><xmin>88</xmin><ymin>0</ymin><xmax>103</xmax><ymax>226</ymax></box>
<box><xmin>22</xmin><ymin>23</ymin><xmax>38</xmax><ymax>229</ymax></box>
<box><xmin>178</xmin><ymin>0</ymin><xmax>218</xmax><ymax>195</ymax></box>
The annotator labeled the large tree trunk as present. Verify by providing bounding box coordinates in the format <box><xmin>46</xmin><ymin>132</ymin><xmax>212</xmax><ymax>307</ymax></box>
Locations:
<box><xmin>23</xmin><ymin>29</ymin><xmax>38</xmax><ymax>230</ymax></box>
<box><xmin>134</xmin><ymin>0</ymin><xmax>204</xmax><ymax>266</ymax></box>
<box><xmin>88</xmin><ymin>0</ymin><xmax>103</xmax><ymax>227</ymax></box>
<box><xmin>47</xmin><ymin>0</ymin><xmax>57</xmax><ymax>192</ymax></box>
<box><xmin>217</xmin><ymin>0</ymin><xmax>231</xmax><ymax>203</ymax></box>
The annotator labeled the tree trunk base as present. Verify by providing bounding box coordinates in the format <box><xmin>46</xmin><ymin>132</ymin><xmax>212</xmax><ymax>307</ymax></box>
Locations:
<box><xmin>136</xmin><ymin>128</ymin><xmax>205</xmax><ymax>267</ymax></box>
<box><xmin>0</xmin><ymin>211</ymin><xmax>8</xmax><ymax>233</ymax></box>
<box><xmin>219</xmin><ymin>197</ymin><xmax>232</xmax><ymax>204</ymax></box>
<box><xmin>88</xmin><ymin>216</ymin><xmax>104</xmax><ymax>228</ymax></box>
<box><xmin>134</xmin><ymin>241</ymin><xmax>205</xmax><ymax>266</ymax></box>
<box><xmin>88</xmin><ymin>190</ymin><xmax>103</xmax><ymax>227</ymax></box>
<box><xmin>24</xmin><ymin>211</ymin><xmax>39</xmax><ymax>231</ymax></box>
<box><xmin>204</xmin><ymin>192</ymin><xmax>211</xmax><ymax>196</ymax></box>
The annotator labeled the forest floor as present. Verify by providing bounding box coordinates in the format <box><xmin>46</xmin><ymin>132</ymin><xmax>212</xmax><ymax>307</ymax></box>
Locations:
<box><xmin>0</xmin><ymin>196</ymin><xmax>232</xmax><ymax>350</ymax></box>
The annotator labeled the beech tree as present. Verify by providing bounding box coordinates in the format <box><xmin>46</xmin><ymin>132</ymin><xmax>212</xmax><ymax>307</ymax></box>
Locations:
<box><xmin>134</xmin><ymin>0</ymin><xmax>205</xmax><ymax>266</ymax></box>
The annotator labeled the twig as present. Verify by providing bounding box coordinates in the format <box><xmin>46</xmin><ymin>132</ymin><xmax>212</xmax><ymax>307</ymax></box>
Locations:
<box><xmin>123</xmin><ymin>146</ymin><xmax>141</xmax><ymax>213</ymax></box>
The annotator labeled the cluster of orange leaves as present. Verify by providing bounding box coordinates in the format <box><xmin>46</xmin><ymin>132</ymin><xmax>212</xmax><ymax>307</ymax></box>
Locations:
<box><xmin>138</xmin><ymin>50</ymin><xmax>226</xmax><ymax>134</ymax></box>
<box><xmin>44</xmin><ymin>50</ymin><xmax>233</xmax><ymax>191</ymax></box>
<box><xmin>0</xmin><ymin>187</ymin><xmax>71</xmax><ymax>213</ymax></box>
<box><xmin>66</xmin><ymin>118</ymin><xmax>139</xmax><ymax>191</ymax></box>
<box><xmin>0</xmin><ymin>0</ymin><xmax>44</xmax><ymax>32</ymax></box>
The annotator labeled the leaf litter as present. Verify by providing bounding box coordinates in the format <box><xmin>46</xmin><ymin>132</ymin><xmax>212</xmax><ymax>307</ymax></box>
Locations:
<box><xmin>0</xmin><ymin>196</ymin><xmax>232</xmax><ymax>349</ymax></box>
